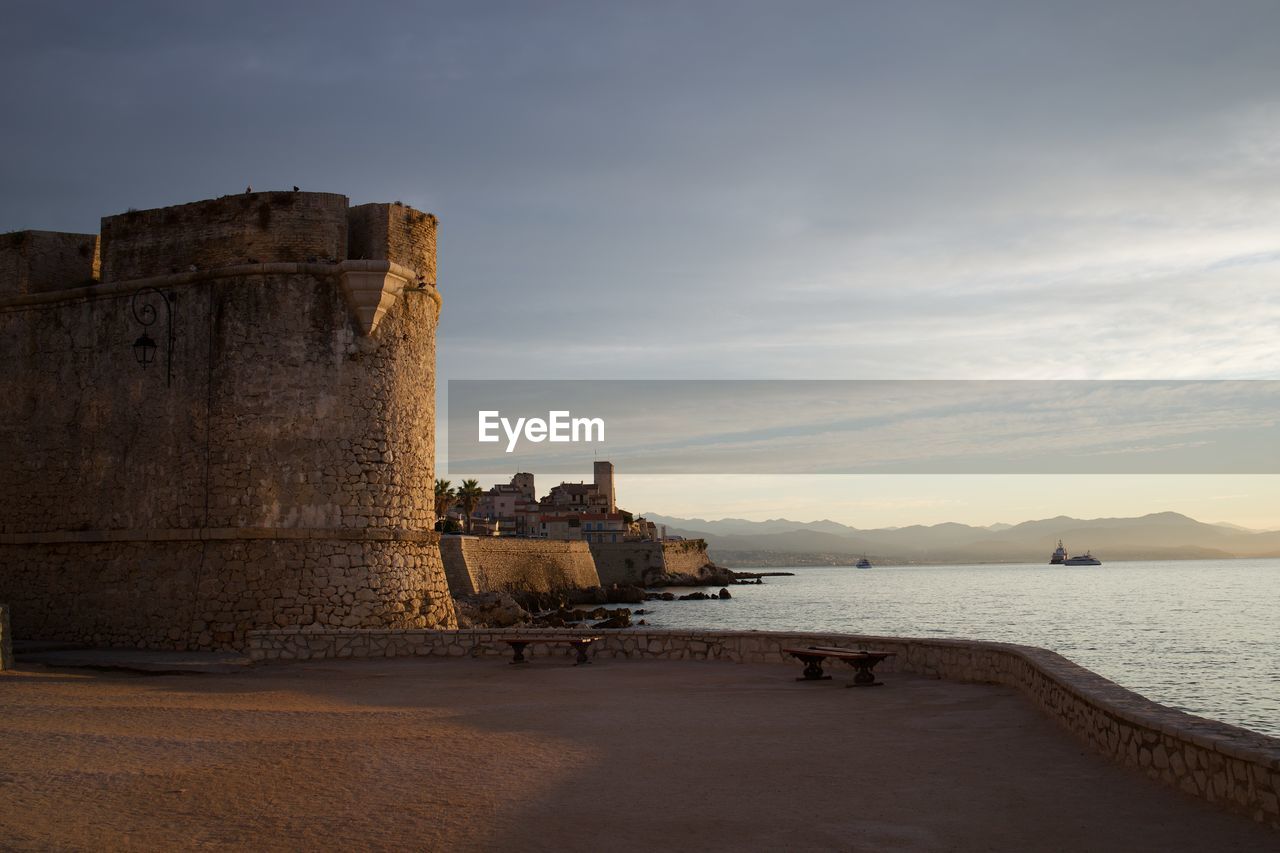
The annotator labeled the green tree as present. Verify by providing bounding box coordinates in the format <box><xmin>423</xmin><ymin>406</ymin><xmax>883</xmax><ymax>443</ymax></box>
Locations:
<box><xmin>456</xmin><ymin>479</ymin><xmax>484</xmax><ymax>534</ymax></box>
<box><xmin>433</xmin><ymin>479</ymin><xmax>455</xmax><ymax>531</ymax></box>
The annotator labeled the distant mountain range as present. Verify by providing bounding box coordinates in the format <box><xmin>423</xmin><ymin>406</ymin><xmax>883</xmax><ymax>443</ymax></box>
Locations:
<box><xmin>639</xmin><ymin>511</ymin><xmax>1280</xmax><ymax>567</ymax></box>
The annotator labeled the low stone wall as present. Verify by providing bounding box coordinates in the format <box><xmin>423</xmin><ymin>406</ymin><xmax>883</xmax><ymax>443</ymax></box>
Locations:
<box><xmin>439</xmin><ymin>536</ymin><xmax>600</xmax><ymax>595</ymax></box>
<box><xmin>245</xmin><ymin>626</ymin><xmax>1280</xmax><ymax>829</ymax></box>
<box><xmin>0</xmin><ymin>603</ymin><xmax>12</xmax><ymax>670</ymax></box>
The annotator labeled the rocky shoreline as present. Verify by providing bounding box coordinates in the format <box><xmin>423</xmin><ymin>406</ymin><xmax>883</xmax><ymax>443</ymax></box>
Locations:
<box><xmin>453</xmin><ymin>565</ymin><xmax>787</xmax><ymax>630</ymax></box>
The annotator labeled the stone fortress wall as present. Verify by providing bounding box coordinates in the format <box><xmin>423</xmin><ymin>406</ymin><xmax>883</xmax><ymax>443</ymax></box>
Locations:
<box><xmin>439</xmin><ymin>536</ymin><xmax>600</xmax><ymax>595</ymax></box>
<box><xmin>246</xmin><ymin>625</ymin><xmax>1280</xmax><ymax>830</ymax></box>
<box><xmin>0</xmin><ymin>603</ymin><xmax>12</xmax><ymax>670</ymax></box>
<box><xmin>0</xmin><ymin>230</ymin><xmax>100</xmax><ymax>295</ymax></box>
<box><xmin>0</xmin><ymin>191</ymin><xmax>457</xmax><ymax>650</ymax></box>
<box><xmin>590</xmin><ymin>539</ymin><xmax>716</xmax><ymax>585</ymax></box>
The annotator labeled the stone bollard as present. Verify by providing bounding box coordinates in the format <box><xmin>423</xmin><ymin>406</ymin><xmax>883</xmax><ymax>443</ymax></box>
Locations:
<box><xmin>0</xmin><ymin>603</ymin><xmax>12</xmax><ymax>671</ymax></box>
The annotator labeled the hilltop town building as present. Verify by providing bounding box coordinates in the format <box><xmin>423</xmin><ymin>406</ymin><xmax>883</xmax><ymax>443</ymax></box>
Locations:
<box><xmin>462</xmin><ymin>461</ymin><xmax>626</xmax><ymax>538</ymax></box>
<box><xmin>439</xmin><ymin>459</ymin><xmax>716</xmax><ymax>592</ymax></box>
<box><xmin>576</xmin><ymin>513</ymin><xmax>630</xmax><ymax>544</ymax></box>
<box><xmin>543</xmin><ymin>463</ymin><xmax>614</xmax><ymax>511</ymax></box>
<box><xmin>475</xmin><ymin>472</ymin><xmax>539</xmax><ymax>527</ymax></box>
<box><xmin>0</xmin><ymin>190</ymin><xmax>457</xmax><ymax>650</ymax></box>
<box><xmin>460</xmin><ymin>460</ymin><xmax>637</xmax><ymax>541</ymax></box>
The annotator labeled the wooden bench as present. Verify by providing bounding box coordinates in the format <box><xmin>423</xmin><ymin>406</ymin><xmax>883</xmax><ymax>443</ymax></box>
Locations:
<box><xmin>500</xmin><ymin>635</ymin><xmax>603</xmax><ymax>666</ymax></box>
<box><xmin>782</xmin><ymin>645</ymin><xmax>896</xmax><ymax>686</ymax></box>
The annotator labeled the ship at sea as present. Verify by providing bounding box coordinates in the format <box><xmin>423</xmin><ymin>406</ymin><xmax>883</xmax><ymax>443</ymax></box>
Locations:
<box><xmin>855</xmin><ymin>557</ymin><xmax>873</xmax><ymax>569</ymax></box>
<box><xmin>1050</xmin><ymin>540</ymin><xmax>1102</xmax><ymax>566</ymax></box>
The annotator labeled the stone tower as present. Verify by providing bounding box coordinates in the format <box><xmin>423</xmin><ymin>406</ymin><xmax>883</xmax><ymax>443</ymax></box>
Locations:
<box><xmin>511</xmin><ymin>472</ymin><xmax>536</xmax><ymax>501</ymax></box>
<box><xmin>0</xmin><ymin>191</ymin><xmax>456</xmax><ymax>650</ymax></box>
<box><xmin>593</xmin><ymin>460</ymin><xmax>616</xmax><ymax>513</ymax></box>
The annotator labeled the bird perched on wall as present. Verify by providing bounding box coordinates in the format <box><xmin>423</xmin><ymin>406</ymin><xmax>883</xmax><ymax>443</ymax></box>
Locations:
<box><xmin>245</xmin><ymin>185</ymin><xmax>252</xmax><ymax>194</ymax></box>
<box><xmin>292</xmin><ymin>185</ymin><xmax>299</xmax><ymax>192</ymax></box>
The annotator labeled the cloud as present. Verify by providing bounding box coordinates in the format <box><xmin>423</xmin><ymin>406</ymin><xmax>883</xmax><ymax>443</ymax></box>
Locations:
<box><xmin>447</xmin><ymin>380</ymin><xmax>1280</xmax><ymax>475</ymax></box>
<box><xmin>4</xmin><ymin>4</ymin><xmax>1279</xmax><ymax>391</ymax></box>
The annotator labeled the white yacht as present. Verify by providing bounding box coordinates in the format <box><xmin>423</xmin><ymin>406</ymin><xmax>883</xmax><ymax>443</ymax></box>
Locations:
<box><xmin>1063</xmin><ymin>551</ymin><xmax>1102</xmax><ymax>566</ymax></box>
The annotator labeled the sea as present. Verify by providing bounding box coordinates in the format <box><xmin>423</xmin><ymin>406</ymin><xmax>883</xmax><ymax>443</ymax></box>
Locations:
<box><xmin>638</xmin><ymin>558</ymin><xmax>1280</xmax><ymax>738</ymax></box>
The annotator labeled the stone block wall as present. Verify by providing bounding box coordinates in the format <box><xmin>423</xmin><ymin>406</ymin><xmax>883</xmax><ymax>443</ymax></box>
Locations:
<box><xmin>245</xmin><ymin>626</ymin><xmax>1280</xmax><ymax>829</ymax></box>
<box><xmin>440</xmin><ymin>536</ymin><xmax>600</xmax><ymax>595</ymax></box>
<box><xmin>590</xmin><ymin>539</ymin><xmax>715</xmax><ymax>585</ymax></box>
<box><xmin>0</xmin><ymin>603</ymin><xmax>12</xmax><ymax>670</ymax></box>
<box><xmin>0</xmin><ymin>230</ymin><xmax>99</xmax><ymax>296</ymax></box>
<box><xmin>0</xmin><ymin>192</ymin><xmax>456</xmax><ymax>650</ymax></box>
<box><xmin>348</xmin><ymin>202</ymin><xmax>438</xmax><ymax>284</ymax></box>
<box><xmin>589</xmin><ymin>542</ymin><xmax>663</xmax><ymax>585</ymax></box>
<box><xmin>100</xmin><ymin>192</ymin><xmax>349</xmax><ymax>282</ymax></box>
<box><xmin>660</xmin><ymin>539</ymin><xmax>716</xmax><ymax>575</ymax></box>
<box><xmin>0</xmin><ymin>535</ymin><xmax>450</xmax><ymax>649</ymax></box>
<box><xmin>1</xmin><ymin>266</ymin><xmax>439</xmax><ymax>534</ymax></box>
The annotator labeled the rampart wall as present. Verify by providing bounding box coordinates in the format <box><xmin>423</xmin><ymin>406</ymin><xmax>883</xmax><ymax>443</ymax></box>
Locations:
<box><xmin>590</xmin><ymin>539</ymin><xmax>715</xmax><ymax>585</ymax></box>
<box><xmin>439</xmin><ymin>536</ymin><xmax>600</xmax><ymax>595</ymax></box>
<box><xmin>348</xmin><ymin>203</ymin><xmax>438</xmax><ymax>285</ymax></box>
<box><xmin>660</xmin><ymin>539</ymin><xmax>717</xmax><ymax>576</ymax></box>
<box><xmin>99</xmin><ymin>192</ymin><xmax>350</xmax><ymax>282</ymax></box>
<box><xmin>0</xmin><ymin>191</ymin><xmax>455</xmax><ymax>650</ymax></box>
<box><xmin>0</xmin><ymin>603</ymin><xmax>11</xmax><ymax>670</ymax></box>
<box><xmin>0</xmin><ymin>230</ymin><xmax>99</xmax><ymax>295</ymax></box>
<box><xmin>245</xmin><ymin>626</ymin><xmax>1280</xmax><ymax>830</ymax></box>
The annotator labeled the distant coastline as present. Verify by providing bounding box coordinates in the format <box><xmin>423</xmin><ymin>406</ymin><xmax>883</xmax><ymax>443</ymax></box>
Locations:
<box><xmin>645</xmin><ymin>511</ymin><xmax>1280</xmax><ymax>568</ymax></box>
<box><xmin>714</xmin><ymin>552</ymin><xmax>1271</xmax><ymax>569</ymax></box>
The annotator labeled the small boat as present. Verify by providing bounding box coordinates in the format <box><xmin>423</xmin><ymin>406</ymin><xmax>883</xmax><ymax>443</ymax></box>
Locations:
<box><xmin>1063</xmin><ymin>551</ymin><xmax>1101</xmax><ymax>566</ymax></box>
<box><xmin>855</xmin><ymin>557</ymin><xmax>872</xmax><ymax>569</ymax></box>
<box><xmin>1049</xmin><ymin>540</ymin><xmax>1067</xmax><ymax>565</ymax></box>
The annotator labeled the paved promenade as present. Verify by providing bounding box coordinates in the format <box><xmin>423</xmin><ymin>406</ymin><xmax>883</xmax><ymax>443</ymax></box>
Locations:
<box><xmin>1</xmin><ymin>658</ymin><xmax>1275</xmax><ymax>851</ymax></box>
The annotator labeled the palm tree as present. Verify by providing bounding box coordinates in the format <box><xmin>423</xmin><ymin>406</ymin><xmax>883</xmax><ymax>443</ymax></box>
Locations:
<box><xmin>456</xmin><ymin>479</ymin><xmax>483</xmax><ymax>533</ymax></box>
<box><xmin>433</xmin><ymin>479</ymin><xmax>455</xmax><ymax>531</ymax></box>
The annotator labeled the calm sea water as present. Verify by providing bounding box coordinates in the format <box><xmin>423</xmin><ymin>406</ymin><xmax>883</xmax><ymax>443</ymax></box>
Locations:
<box><xmin>640</xmin><ymin>558</ymin><xmax>1280</xmax><ymax>738</ymax></box>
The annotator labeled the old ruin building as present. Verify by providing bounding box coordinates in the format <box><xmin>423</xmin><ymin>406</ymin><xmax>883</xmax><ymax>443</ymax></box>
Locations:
<box><xmin>0</xmin><ymin>191</ymin><xmax>457</xmax><ymax>649</ymax></box>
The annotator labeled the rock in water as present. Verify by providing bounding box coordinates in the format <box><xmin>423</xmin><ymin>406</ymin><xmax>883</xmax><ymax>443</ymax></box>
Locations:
<box><xmin>718</xmin><ymin>588</ymin><xmax>732</xmax><ymax>599</ymax></box>
<box><xmin>452</xmin><ymin>592</ymin><xmax>532</xmax><ymax>628</ymax></box>
<box><xmin>605</xmin><ymin>583</ymin><xmax>646</xmax><ymax>604</ymax></box>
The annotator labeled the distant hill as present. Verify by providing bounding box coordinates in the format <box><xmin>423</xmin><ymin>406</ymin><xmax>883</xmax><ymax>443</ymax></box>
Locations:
<box><xmin>641</xmin><ymin>511</ymin><xmax>1280</xmax><ymax>567</ymax></box>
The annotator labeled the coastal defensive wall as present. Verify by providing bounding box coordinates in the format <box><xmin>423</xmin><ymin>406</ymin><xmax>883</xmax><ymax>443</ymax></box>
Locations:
<box><xmin>246</xmin><ymin>625</ymin><xmax>1280</xmax><ymax>830</ymax></box>
<box><xmin>440</xmin><ymin>536</ymin><xmax>600</xmax><ymax>595</ymax></box>
<box><xmin>0</xmin><ymin>191</ymin><xmax>457</xmax><ymax>650</ymax></box>
<box><xmin>590</xmin><ymin>539</ymin><xmax>717</xmax><ymax>585</ymax></box>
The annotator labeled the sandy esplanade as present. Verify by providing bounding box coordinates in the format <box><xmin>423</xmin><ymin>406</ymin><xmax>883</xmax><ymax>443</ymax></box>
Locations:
<box><xmin>0</xmin><ymin>658</ymin><xmax>1274</xmax><ymax>852</ymax></box>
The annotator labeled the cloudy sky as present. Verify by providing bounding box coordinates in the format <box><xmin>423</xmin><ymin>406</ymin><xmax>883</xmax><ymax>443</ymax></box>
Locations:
<box><xmin>4</xmin><ymin>2</ymin><xmax>1278</xmax><ymax>527</ymax></box>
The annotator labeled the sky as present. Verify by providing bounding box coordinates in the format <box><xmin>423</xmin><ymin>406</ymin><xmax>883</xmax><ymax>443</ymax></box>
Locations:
<box><xmin>446</xmin><ymin>380</ymin><xmax>1280</xmax><ymax>475</ymax></box>
<box><xmin>3</xmin><ymin>2</ymin><xmax>1278</xmax><ymax>528</ymax></box>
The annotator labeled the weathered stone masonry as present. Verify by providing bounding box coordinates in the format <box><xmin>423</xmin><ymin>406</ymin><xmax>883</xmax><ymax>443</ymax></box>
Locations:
<box><xmin>440</xmin><ymin>536</ymin><xmax>600</xmax><ymax>595</ymax></box>
<box><xmin>0</xmin><ymin>603</ymin><xmax>12</xmax><ymax>670</ymax></box>
<box><xmin>590</xmin><ymin>539</ymin><xmax>715</xmax><ymax>585</ymax></box>
<box><xmin>0</xmin><ymin>191</ymin><xmax>457</xmax><ymax>650</ymax></box>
